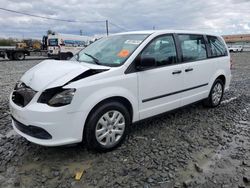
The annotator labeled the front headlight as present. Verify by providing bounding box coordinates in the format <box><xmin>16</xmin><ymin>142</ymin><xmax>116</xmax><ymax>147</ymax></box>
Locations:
<box><xmin>38</xmin><ymin>88</ymin><xmax>76</xmax><ymax>107</ymax></box>
<box><xmin>14</xmin><ymin>81</ymin><xmax>26</xmax><ymax>90</ymax></box>
<box><xmin>48</xmin><ymin>89</ymin><xmax>75</xmax><ymax>106</ymax></box>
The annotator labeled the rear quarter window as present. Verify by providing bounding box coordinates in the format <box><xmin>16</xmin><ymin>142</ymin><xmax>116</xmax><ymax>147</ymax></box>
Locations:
<box><xmin>207</xmin><ymin>36</ymin><xmax>228</xmax><ymax>57</ymax></box>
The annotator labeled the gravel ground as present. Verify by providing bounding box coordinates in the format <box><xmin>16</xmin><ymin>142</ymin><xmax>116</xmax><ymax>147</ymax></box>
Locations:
<box><xmin>0</xmin><ymin>53</ymin><xmax>249</xmax><ymax>188</ymax></box>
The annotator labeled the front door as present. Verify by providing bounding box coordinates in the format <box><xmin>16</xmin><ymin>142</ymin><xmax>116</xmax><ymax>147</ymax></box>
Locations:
<box><xmin>137</xmin><ymin>35</ymin><xmax>185</xmax><ymax>120</ymax></box>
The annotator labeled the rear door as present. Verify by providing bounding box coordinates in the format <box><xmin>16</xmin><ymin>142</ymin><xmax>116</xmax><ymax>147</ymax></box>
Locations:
<box><xmin>137</xmin><ymin>34</ymin><xmax>185</xmax><ymax>119</ymax></box>
<box><xmin>177</xmin><ymin>34</ymin><xmax>213</xmax><ymax>106</ymax></box>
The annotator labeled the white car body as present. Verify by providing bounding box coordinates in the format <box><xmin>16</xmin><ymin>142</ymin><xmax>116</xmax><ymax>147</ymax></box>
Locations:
<box><xmin>9</xmin><ymin>30</ymin><xmax>231</xmax><ymax>147</ymax></box>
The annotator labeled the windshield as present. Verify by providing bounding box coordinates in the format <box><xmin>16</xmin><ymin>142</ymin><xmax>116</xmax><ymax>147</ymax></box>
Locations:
<box><xmin>72</xmin><ymin>34</ymin><xmax>149</xmax><ymax>67</ymax></box>
<box><xmin>48</xmin><ymin>38</ymin><xmax>58</xmax><ymax>46</ymax></box>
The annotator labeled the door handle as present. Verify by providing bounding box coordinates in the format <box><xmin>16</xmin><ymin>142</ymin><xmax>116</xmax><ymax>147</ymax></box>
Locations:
<box><xmin>185</xmin><ymin>68</ymin><xmax>193</xmax><ymax>72</ymax></box>
<box><xmin>172</xmin><ymin>70</ymin><xmax>182</xmax><ymax>75</ymax></box>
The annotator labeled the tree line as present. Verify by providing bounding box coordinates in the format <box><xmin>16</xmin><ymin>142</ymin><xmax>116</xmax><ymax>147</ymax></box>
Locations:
<box><xmin>0</xmin><ymin>38</ymin><xmax>17</xmax><ymax>46</ymax></box>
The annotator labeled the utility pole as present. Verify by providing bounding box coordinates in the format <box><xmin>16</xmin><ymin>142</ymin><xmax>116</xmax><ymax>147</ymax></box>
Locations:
<box><xmin>106</xmin><ymin>20</ymin><xmax>109</xmax><ymax>36</ymax></box>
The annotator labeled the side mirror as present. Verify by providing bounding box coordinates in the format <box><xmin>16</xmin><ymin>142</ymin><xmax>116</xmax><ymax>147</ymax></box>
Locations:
<box><xmin>136</xmin><ymin>56</ymin><xmax>156</xmax><ymax>71</ymax></box>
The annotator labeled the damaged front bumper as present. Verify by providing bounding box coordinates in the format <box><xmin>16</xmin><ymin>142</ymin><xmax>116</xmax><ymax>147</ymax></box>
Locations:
<box><xmin>9</xmin><ymin>93</ymin><xmax>85</xmax><ymax>146</ymax></box>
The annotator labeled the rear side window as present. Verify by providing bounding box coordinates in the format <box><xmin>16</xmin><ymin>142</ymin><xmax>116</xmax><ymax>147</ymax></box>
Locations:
<box><xmin>178</xmin><ymin>34</ymin><xmax>207</xmax><ymax>62</ymax></box>
<box><xmin>141</xmin><ymin>35</ymin><xmax>177</xmax><ymax>66</ymax></box>
<box><xmin>207</xmin><ymin>36</ymin><xmax>227</xmax><ymax>57</ymax></box>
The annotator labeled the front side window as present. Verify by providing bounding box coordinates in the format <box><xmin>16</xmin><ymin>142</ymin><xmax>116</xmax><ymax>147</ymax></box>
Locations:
<box><xmin>207</xmin><ymin>36</ymin><xmax>227</xmax><ymax>57</ymax></box>
<box><xmin>178</xmin><ymin>34</ymin><xmax>207</xmax><ymax>62</ymax></box>
<box><xmin>73</xmin><ymin>34</ymin><xmax>149</xmax><ymax>67</ymax></box>
<box><xmin>140</xmin><ymin>35</ymin><xmax>177</xmax><ymax>66</ymax></box>
<box><xmin>48</xmin><ymin>39</ymin><xmax>58</xmax><ymax>46</ymax></box>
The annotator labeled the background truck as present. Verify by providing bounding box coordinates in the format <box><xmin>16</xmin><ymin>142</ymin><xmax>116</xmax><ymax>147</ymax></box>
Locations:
<box><xmin>0</xmin><ymin>36</ymin><xmax>48</xmax><ymax>60</ymax></box>
<box><xmin>0</xmin><ymin>33</ymin><xmax>92</xmax><ymax>60</ymax></box>
<box><xmin>47</xmin><ymin>33</ymin><xmax>91</xmax><ymax>60</ymax></box>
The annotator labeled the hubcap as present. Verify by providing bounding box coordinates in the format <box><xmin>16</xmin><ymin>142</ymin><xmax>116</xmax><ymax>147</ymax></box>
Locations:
<box><xmin>17</xmin><ymin>55</ymin><xmax>24</xmax><ymax>60</ymax></box>
<box><xmin>212</xmin><ymin>83</ymin><xmax>223</xmax><ymax>105</ymax></box>
<box><xmin>95</xmin><ymin>110</ymin><xmax>125</xmax><ymax>147</ymax></box>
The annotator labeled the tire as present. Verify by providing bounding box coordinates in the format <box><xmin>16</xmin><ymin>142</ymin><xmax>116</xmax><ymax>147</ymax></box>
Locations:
<box><xmin>203</xmin><ymin>79</ymin><xmax>224</xmax><ymax>108</ymax></box>
<box><xmin>59</xmin><ymin>53</ymin><xmax>73</xmax><ymax>60</ymax></box>
<box><xmin>7</xmin><ymin>53</ymin><xmax>14</xmax><ymax>60</ymax></box>
<box><xmin>66</xmin><ymin>53</ymin><xmax>73</xmax><ymax>60</ymax></box>
<box><xmin>14</xmin><ymin>52</ymin><xmax>25</xmax><ymax>60</ymax></box>
<box><xmin>84</xmin><ymin>101</ymin><xmax>131</xmax><ymax>152</ymax></box>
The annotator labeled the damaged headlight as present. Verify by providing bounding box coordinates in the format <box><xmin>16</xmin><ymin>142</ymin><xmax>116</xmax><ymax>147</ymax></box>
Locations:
<box><xmin>14</xmin><ymin>81</ymin><xmax>25</xmax><ymax>90</ymax></box>
<box><xmin>38</xmin><ymin>87</ymin><xmax>76</xmax><ymax>107</ymax></box>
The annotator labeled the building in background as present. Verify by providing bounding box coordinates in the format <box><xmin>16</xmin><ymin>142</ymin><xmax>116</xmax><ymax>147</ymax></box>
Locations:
<box><xmin>223</xmin><ymin>34</ymin><xmax>250</xmax><ymax>51</ymax></box>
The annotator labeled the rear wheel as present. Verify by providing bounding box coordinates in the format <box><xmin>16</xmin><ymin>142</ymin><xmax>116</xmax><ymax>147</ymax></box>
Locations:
<box><xmin>203</xmin><ymin>79</ymin><xmax>224</xmax><ymax>108</ymax></box>
<box><xmin>14</xmin><ymin>52</ymin><xmax>25</xmax><ymax>60</ymax></box>
<box><xmin>84</xmin><ymin>101</ymin><xmax>131</xmax><ymax>151</ymax></box>
<box><xmin>66</xmin><ymin>53</ymin><xmax>73</xmax><ymax>60</ymax></box>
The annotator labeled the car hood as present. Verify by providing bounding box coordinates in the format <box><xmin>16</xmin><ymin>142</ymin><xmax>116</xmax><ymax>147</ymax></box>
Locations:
<box><xmin>21</xmin><ymin>60</ymin><xmax>110</xmax><ymax>91</ymax></box>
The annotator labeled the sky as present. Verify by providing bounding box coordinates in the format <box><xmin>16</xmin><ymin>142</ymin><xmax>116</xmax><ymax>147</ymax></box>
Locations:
<box><xmin>0</xmin><ymin>0</ymin><xmax>250</xmax><ymax>39</ymax></box>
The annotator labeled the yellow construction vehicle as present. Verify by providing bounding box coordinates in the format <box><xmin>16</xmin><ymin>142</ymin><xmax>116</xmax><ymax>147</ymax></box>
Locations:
<box><xmin>0</xmin><ymin>36</ymin><xmax>48</xmax><ymax>60</ymax></box>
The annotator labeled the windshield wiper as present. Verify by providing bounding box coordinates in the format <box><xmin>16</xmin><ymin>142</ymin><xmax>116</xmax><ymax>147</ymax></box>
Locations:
<box><xmin>76</xmin><ymin>54</ymin><xmax>79</xmax><ymax>61</ymax></box>
<box><xmin>84</xmin><ymin>53</ymin><xmax>101</xmax><ymax>65</ymax></box>
<box><xmin>75</xmin><ymin>53</ymin><xmax>79</xmax><ymax>61</ymax></box>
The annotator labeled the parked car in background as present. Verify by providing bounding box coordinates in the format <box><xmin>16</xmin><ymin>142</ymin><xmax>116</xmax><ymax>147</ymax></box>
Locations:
<box><xmin>228</xmin><ymin>46</ymin><xmax>243</xmax><ymax>52</ymax></box>
<box><xmin>9</xmin><ymin>30</ymin><xmax>231</xmax><ymax>151</ymax></box>
<box><xmin>47</xmin><ymin>33</ymin><xmax>91</xmax><ymax>60</ymax></box>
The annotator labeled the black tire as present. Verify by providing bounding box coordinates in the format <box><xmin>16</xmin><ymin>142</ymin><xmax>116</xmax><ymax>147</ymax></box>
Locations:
<box><xmin>59</xmin><ymin>53</ymin><xmax>73</xmax><ymax>60</ymax></box>
<box><xmin>7</xmin><ymin>53</ymin><xmax>14</xmax><ymax>60</ymax></box>
<box><xmin>14</xmin><ymin>52</ymin><xmax>25</xmax><ymax>60</ymax></box>
<box><xmin>66</xmin><ymin>53</ymin><xmax>73</xmax><ymax>60</ymax></box>
<box><xmin>203</xmin><ymin>79</ymin><xmax>224</xmax><ymax>108</ymax></box>
<box><xmin>84</xmin><ymin>101</ymin><xmax>131</xmax><ymax>152</ymax></box>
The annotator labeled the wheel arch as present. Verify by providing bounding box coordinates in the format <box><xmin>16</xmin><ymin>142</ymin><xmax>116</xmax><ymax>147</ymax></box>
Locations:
<box><xmin>85</xmin><ymin>96</ymin><xmax>134</xmax><ymax>125</ymax></box>
<box><xmin>209</xmin><ymin>70</ymin><xmax>227</xmax><ymax>89</ymax></box>
<box><xmin>216</xmin><ymin>75</ymin><xmax>226</xmax><ymax>86</ymax></box>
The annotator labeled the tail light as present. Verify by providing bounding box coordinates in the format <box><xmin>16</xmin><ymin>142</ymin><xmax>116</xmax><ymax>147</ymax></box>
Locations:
<box><xmin>230</xmin><ymin>56</ymin><xmax>233</xmax><ymax>70</ymax></box>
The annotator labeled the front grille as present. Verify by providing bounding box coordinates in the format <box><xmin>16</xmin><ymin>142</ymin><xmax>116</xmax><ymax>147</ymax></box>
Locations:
<box><xmin>12</xmin><ymin>83</ymin><xmax>37</xmax><ymax>107</ymax></box>
<box><xmin>12</xmin><ymin>116</ymin><xmax>52</xmax><ymax>139</ymax></box>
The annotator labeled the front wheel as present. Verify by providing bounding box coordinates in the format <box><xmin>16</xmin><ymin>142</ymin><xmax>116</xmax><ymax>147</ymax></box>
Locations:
<box><xmin>7</xmin><ymin>53</ymin><xmax>14</xmax><ymax>60</ymax></box>
<box><xmin>203</xmin><ymin>79</ymin><xmax>224</xmax><ymax>108</ymax></box>
<box><xmin>84</xmin><ymin>101</ymin><xmax>131</xmax><ymax>151</ymax></box>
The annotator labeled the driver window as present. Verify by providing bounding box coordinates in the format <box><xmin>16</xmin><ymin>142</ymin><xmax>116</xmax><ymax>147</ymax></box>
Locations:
<box><xmin>141</xmin><ymin>35</ymin><xmax>177</xmax><ymax>66</ymax></box>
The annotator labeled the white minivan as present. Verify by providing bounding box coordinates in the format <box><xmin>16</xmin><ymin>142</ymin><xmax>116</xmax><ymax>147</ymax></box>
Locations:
<box><xmin>9</xmin><ymin>30</ymin><xmax>231</xmax><ymax>151</ymax></box>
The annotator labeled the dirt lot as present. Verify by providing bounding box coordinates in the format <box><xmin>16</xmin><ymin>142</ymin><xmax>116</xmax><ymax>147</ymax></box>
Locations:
<box><xmin>0</xmin><ymin>53</ymin><xmax>249</xmax><ymax>188</ymax></box>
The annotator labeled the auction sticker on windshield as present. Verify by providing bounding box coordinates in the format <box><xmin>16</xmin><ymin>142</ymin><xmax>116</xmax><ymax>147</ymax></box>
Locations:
<box><xmin>124</xmin><ymin>40</ymin><xmax>142</xmax><ymax>45</ymax></box>
<box><xmin>117</xmin><ymin>49</ymin><xmax>130</xmax><ymax>58</ymax></box>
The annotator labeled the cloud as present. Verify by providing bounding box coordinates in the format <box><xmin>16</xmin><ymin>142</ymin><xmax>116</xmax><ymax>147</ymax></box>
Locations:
<box><xmin>0</xmin><ymin>0</ymin><xmax>250</xmax><ymax>38</ymax></box>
